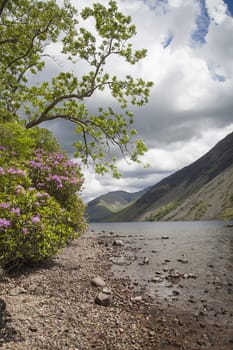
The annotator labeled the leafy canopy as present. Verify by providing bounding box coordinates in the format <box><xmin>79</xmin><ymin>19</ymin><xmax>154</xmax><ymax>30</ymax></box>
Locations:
<box><xmin>0</xmin><ymin>0</ymin><xmax>153</xmax><ymax>176</ymax></box>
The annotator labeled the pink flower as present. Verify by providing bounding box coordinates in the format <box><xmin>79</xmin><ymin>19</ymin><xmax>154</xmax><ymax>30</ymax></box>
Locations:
<box><xmin>22</xmin><ymin>228</ymin><xmax>28</xmax><ymax>234</ymax></box>
<box><xmin>55</xmin><ymin>153</ymin><xmax>65</xmax><ymax>160</ymax></box>
<box><xmin>36</xmin><ymin>192</ymin><xmax>43</xmax><ymax>198</ymax></box>
<box><xmin>8</xmin><ymin>167</ymin><xmax>17</xmax><ymax>174</ymax></box>
<box><xmin>0</xmin><ymin>218</ymin><xmax>11</xmax><ymax>228</ymax></box>
<box><xmin>10</xmin><ymin>207</ymin><xmax>21</xmax><ymax>216</ymax></box>
<box><xmin>51</xmin><ymin>175</ymin><xmax>61</xmax><ymax>182</ymax></box>
<box><xmin>15</xmin><ymin>185</ymin><xmax>25</xmax><ymax>194</ymax></box>
<box><xmin>29</xmin><ymin>160</ymin><xmax>41</xmax><ymax>168</ymax></box>
<box><xmin>0</xmin><ymin>202</ymin><xmax>10</xmax><ymax>209</ymax></box>
<box><xmin>31</xmin><ymin>215</ymin><xmax>40</xmax><ymax>223</ymax></box>
<box><xmin>29</xmin><ymin>187</ymin><xmax>36</xmax><ymax>192</ymax></box>
<box><xmin>70</xmin><ymin>177</ymin><xmax>78</xmax><ymax>184</ymax></box>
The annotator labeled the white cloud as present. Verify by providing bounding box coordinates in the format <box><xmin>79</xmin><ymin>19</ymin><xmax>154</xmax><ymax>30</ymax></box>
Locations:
<box><xmin>206</xmin><ymin>0</ymin><xmax>228</xmax><ymax>24</ymax></box>
<box><xmin>40</xmin><ymin>0</ymin><xmax>233</xmax><ymax>202</ymax></box>
<box><xmin>81</xmin><ymin>123</ymin><xmax>233</xmax><ymax>202</ymax></box>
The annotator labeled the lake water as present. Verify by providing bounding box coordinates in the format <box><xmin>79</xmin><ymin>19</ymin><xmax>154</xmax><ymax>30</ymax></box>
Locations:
<box><xmin>90</xmin><ymin>221</ymin><xmax>233</xmax><ymax>325</ymax></box>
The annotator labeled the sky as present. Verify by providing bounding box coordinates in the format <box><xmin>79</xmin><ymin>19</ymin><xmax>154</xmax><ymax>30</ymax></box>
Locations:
<box><xmin>43</xmin><ymin>0</ymin><xmax>233</xmax><ymax>202</ymax></box>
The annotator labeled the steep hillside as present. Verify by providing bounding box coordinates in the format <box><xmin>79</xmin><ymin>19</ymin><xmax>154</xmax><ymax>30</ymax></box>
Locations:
<box><xmin>87</xmin><ymin>189</ymin><xmax>148</xmax><ymax>222</ymax></box>
<box><xmin>151</xmin><ymin>164</ymin><xmax>233</xmax><ymax>221</ymax></box>
<box><xmin>108</xmin><ymin>131</ymin><xmax>233</xmax><ymax>222</ymax></box>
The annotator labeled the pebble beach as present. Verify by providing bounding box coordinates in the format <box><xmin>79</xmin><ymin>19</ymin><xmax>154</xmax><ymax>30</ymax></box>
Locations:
<box><xmin>0</xmin><ymin>229</ymin><xmax>233</xmax><ymax>349</ymax></box>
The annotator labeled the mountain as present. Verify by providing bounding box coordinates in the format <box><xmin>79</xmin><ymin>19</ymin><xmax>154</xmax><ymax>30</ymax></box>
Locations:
<box><xmin>87</xmin><ymin>188</ymin><xmax>149</xmax><ymax>222</ymax></box>
<box><xmin>93</xmin><ymin>131</ymin><xmax>233</xmax><ymax>222</ymax></box>
<box><xmin>162</xmin><ymin>164</ymin><xmax>233</xmax><ymax>221</ymax></box>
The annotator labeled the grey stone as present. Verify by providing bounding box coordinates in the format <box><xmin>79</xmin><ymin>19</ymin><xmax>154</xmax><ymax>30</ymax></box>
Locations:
<box><xmin>132</xmin><ymin>296</ymin><xmax>143</xmax><ymax>302</ymax></box>
<box><xmin>0</xmin><ymin>298</ymin><xmax>6</xmax><ymax>313</ymax></box>
<box><xmin>95</xmin><ymin>292</ymin><xmax>113</xmax><ymax>306</ymax></box>
<box><xmin>113</xmin><ymin>240</ymin><xmax>123</xmax><ymax>246</ymax></box>
<box><xmin>102</xmin><ymin>287</ymin><xmax>112</xmax><ymax>294</ymax></box>
<box><xmin>91</xmin><ymin>277</ymin><xmax>106</xmax><ymax>288</ymax></box>
<box><xmin>177</xmin><ymin>259</ymin><xmax>189</xmax><ymax>264</ymax></box>
<box><xmin>9</xmin><ymin>286</ymin><xmax>27</xmax><ymax>296</ymax></box>
<box><xmin>151</xmin><ymin>277</ymin><xmax>163</xmax><ymax>283</ymax></box>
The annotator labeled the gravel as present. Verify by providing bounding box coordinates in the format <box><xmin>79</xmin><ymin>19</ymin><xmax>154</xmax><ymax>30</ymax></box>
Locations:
<box><xmin>0</xmin><ymin>230</ymin><xmax>232</xmax><ymax>349</ymax></box>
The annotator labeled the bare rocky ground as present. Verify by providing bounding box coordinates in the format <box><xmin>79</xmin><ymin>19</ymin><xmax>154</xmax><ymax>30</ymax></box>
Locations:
<box><xmin>0</xmin><ymin>230</ymin><xmax>233</xmax><ymax>350</ymax></box>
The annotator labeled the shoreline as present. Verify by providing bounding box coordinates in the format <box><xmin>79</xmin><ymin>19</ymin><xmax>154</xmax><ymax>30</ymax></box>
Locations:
<box><xmin>0</xmin><ymin>229</ymin><xmax>232</xmax><ymax>349</ymax></box>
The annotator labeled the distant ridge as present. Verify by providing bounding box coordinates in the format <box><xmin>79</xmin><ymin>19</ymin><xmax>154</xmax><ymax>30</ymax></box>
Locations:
<box><xmin>88</xmin><ymin>131</ymin><xmax>233</xmax><ymax>222</ymax></box>
<box><xmin>87</xmin><ymin>188</ymin><xmax>149</xmax><ymax>222</ymax></box>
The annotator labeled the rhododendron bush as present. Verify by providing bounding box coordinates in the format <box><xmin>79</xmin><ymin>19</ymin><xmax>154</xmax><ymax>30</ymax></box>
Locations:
<box><xmin>0</xmin><ymin>146</ymin><xmax>86</xmax><ymax>269</ymax></box>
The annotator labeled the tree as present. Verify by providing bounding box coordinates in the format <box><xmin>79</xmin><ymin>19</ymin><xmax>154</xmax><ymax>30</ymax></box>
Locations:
<box><xmin>0</xmin><ymin>0</ymin><xmax>153</xmax><ymax>176</ymax></box>
<box><xmin>0</xmin><ymin>121</ymin><xmax>61</xmax><ymax>157</ymax></box>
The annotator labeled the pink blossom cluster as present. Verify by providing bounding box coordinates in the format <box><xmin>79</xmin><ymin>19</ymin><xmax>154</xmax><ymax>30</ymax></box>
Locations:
<box><xmin>0</xmin><ymin>146</ymin><xmax>84</xmax><ymax>238</ymax></box>
<box><xmin>0</xmin><ymin>167</ymin><xmax>26</xmax><ymax>176</ymax></box>
<box><xmin>0</xmin><ymin>218</ymin><xmax>11</xmax><ymax>228</ymax></box>
<box><xmin>28</xmin><ymin>149</ymin><xmax>84</xmax><ymax>195</ymax></box>
<box><xmin>0</xmin><ymin>202</ymin><xmax>21</xmax><ymax>216</ymax></box>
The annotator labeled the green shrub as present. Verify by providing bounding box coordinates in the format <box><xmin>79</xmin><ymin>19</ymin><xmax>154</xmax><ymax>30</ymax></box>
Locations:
<box><xmin>0</xmin><ymin>146</ymin><xmax>86</xmax><ymax>270</ymax></box>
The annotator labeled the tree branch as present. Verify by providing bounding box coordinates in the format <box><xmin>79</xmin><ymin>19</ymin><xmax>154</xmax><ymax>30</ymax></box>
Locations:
<box><xmin>0</xmin><ymin>38</ymin><xmax>18</xmax><ymax>45</ymax></box>
<box><xmin>6</xmin><ymin>16</ymin><xmax>56</xmax><ymax>69</ymax></box>
<box><xmin>0</xmin><ymin>0</ymin><xmax>10</xmax><ymax>16</ymax></box>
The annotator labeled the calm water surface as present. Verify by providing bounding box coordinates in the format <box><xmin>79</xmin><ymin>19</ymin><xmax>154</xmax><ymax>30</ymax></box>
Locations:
<box><xmin>90</xmin><ymin>221</ymin><xmax>233</xmax><ymax>323</ymax></box>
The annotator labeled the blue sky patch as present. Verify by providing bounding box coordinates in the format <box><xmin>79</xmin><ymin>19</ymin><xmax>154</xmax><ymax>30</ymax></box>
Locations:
<box><xmin>191</xmin><ymin>0</ymin><xmax>210</xmax><ymax>45</ymax></box>
<box><xmin>224</xmin><ymin>0</ymin><xmax>233</xmax><ymax>16</ymax></box>
<box><xmin>162</xmin><ymin>32</ymin><xmax>173</xmax><ymax>48</ymax></box>
<box><xmin>142</xmin><ymin>0</ymin><xmax>168</xmax><ymax>13</ymax></box>
<box><xmin>213</xmin><ymin>73</ymin><xmax>226</xmax><ymax>82</ymax></box>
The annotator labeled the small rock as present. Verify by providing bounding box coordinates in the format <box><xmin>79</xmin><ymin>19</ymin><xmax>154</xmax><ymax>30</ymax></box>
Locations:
<box><xmin>169</xmin><ymin>270</ymin><xmax>181</xmax><ymax>278</ymax></box>
<box><xmin>0</xmin><ymin>298</ymin><xmax>6</xmax><ymax>313</ymax></box>
<box><xmin>113</xmin><ymin>240</ymin><xmax>123</xmax><ymax>247</ymax></box>
<box><xmin>151</xmin><ymin>277</ymin><xmax>163</xmax><ymax>283</ymax></box>
<box><xmin>141</xmin><ymin>257</ymin><xmax>149</xmax><ymax>264</ymax></box>
<box><xmin>188</xmin><ymin>295</ymin><xmax>196</xmax><ymax>303</ymax></box>
<box><xmin>213</xmin><ymin>277</ymin><xmax>221</xmax><ymax>284</ymax></box>
<box><xmin>132</xmin><ymin>296</ymin><xmax>143</xmax><ymax>302</ymax></box>
<box><xmin>102</xmin><ymin>287</ymin><xmax>112</xmax><ymax>294</ymax></box>
<box><xmin>161</xmin><ymin>236</ymin><xmax>169</xmax><ymax>240</ymax></box>
<box><xmin>29</xmin><ymin>325</ymin><xmax>38</xmax><ymax>332</ymax></box>
<box><xmin>177</xmin><ymin>259</ymin><xmax>189</xmax><ymax>264</ymax></box>
<box><xmin>9</xmin><ymin>286</ymin><xmax>27</xmax><ymax>296</ymax></box>
<box><xmin>172</xmin><ymin>290</ymin><xmax>180</xmax><ymax>296</ymax></box>
<box><xmin>91</xmin><ymin>277</ymin><xmax>106</xmax><ymax>288</ymax></box>
<box><xmin>95</xmin><ymin>292</ymin><xmax>113</xmax><ymax>306</ymax></box>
